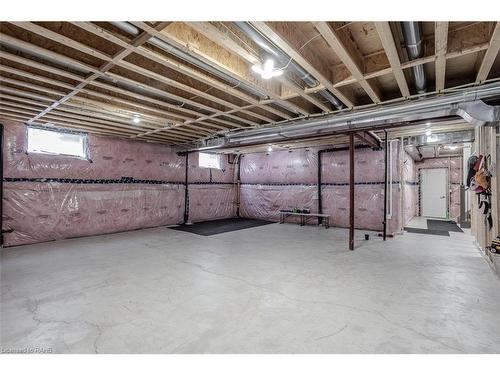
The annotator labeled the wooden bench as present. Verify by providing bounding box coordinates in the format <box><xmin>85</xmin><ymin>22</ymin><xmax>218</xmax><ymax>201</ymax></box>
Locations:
<box><xmin>279</xmin><ymin>211</ymin><xmax>330</xmax><ymax>228</ymax></box>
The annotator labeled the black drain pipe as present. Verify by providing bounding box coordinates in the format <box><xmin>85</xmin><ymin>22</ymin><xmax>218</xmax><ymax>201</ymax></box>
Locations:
<box><xmin>236</xmin><ymin>155</ymin><xmax>241</xmax><ymax>218</ymax></box>
<box><xmin>317</xmin><ymin>150</ymin><xmax>324</xmax><ymax>225</ymax></box>
<box><xmin>183</xmin><ymin>153</ymin><xmax>189</xmax><ymax>224</ymax></box>
<box><xmin>383</xmin><ymin>130</ymin><xmax>388</xmax><ymax>241</ymax></box>
<box><xmin>317</xmin><ymin>150</ymin><xmax>323</xmax><ymax>214</ymax></box>
<box><xmin>0</xmin><ymin>123</ymin><xmax>3</xmax><ymax>247</ymax></box>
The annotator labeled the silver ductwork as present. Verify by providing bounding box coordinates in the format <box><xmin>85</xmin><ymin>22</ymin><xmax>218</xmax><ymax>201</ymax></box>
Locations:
<box><xmin>403</xmin><ymin>129</ymin><xmax>475</xmax><ymax>147</ymax></box>
<box><xmin>111</xmin><ymin>22</ymin><xmax>299</xmax><ymax>115</ymax></box>
<box><xmin>180</xmin><ymin>81</ymin><xmax>500</xmax><ymax>151</ymax></box>
<box><xmin>404</xmin><ymin>145</ymin><xmax>423</xmax><ymax>161</ymax></box>
<box><xmin>233</xmin><ymin>22</ymin><xmax>344</xmax><ymax>110</ymax></box>
<box><xmin>403</xmin><ymin>129</ymin><xmax>475</xmax><ymax>161</ymax></box>
<box><xmin>401</xmin><ymin>22</ymin><xmax>427</xmax><ymax>94</ymax></box>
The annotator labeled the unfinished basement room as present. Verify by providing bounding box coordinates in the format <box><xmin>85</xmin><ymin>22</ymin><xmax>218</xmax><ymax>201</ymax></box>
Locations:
<box><xmin>1</xmin><ymin>4</ymin><xmax>500</xmax><ymax>362</ymax></box>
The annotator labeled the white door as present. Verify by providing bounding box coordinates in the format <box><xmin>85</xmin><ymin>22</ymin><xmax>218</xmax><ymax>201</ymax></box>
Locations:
<box><xmin>421</xmin><ymin>168</ymin><xmax>448</xmax><ymax>218</ymax></box>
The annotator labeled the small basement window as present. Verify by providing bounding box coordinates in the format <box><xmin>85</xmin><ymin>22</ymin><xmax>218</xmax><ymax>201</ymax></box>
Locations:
<box><xmin>27</xmin><ymin>127</ymin><xmax>87</xmax><ymax>158</ymax></box>
<box><xmin>199</xmin><ymin>152</ymin><xmax>221</xmax><ymax>169</ymax></box>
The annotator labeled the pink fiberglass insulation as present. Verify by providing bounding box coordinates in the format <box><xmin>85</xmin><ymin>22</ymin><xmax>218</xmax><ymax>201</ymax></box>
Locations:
<box><xmin>321</xmin><ymin>185</ymin><xmax>386</xmax><ymax>231</ymax></box>
<box><xmin>239</xmin><ymin>144</ymin><xmax>403</xmax><ymax>233</ymax></box>
<box><xmin>4</xmin><ymin>121</ymin><xmax>185</xmax><ymax>181</ymax></box>
<box><xmin>240</xmin><ymin>148</ymin><xmax>318</xmax><ymax>184</ymax></box>
<box><xmin>402</xmin><ymin>151</ymin><xmax>417</xmax><ymax>225</ymax></box>
<box><xmin>239</xmin><ymin>185</ymin><xmax>317</xmax><ymax>222</ymax></box>
<box><xmin>188</xmin><ymin>184</ymin><xmax>237</xmax><ymax>222</ymax></box>
<box><xmin>2</xmin><ymin>120</ymin><xmax>188</xmax><ymax>246</ymax></box>
<box><xmin>186</xmin><ymin>152</ymin><xmax>237</xmax><ymax>222</ymax></box>
<box><xmin>2</xmin><ymin>121</ymin><xmax>240</xmax><ymax>246</ymax></box>
<box><xmin>3</xmin><ymin>182</ymin><xmax>184</xmax><ymax>246</ymax></box>
<box><xmin>188</xmin><ymin>152</ymin><xmax>236</xmax><ymax>183</ymax></box>
<box><xmin>320</xmin><ymin>146</ymin><xmax>400</xmax><ymax>184</ymax></box>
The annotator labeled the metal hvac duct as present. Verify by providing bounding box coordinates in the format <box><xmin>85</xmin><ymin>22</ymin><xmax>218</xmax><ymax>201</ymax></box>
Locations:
<box><xmin>111</xmin><ymin>22</ymin><xmax>268</xmax><ymax>99</ymax></box>
<box><xmin>401</xmin><ymin>22</ymin><xmax>427</xmax><ymax>94</ymax></box>
<box><xmin>233</xmin><ymin>22</ymin><xmax>344</xmax><ymax>110</ymax></box>
<box><xmin>404</xmin><ymin>145</ymin><xmax>423</xmax><ymax>161</ymax></box>
<box><xmin>403</xmin><ymin>130</ymin><xmax>475</xmax><ymax>147</ymax></box>
<box><xmin>179</xmin><ymin>81</ymin><xmax>500</xmax><ymax>151</ymax></box>
<box><xmin>111</xmin><ymin>22</ymin><xmax>299</xmax><ymax>115</ymax></box>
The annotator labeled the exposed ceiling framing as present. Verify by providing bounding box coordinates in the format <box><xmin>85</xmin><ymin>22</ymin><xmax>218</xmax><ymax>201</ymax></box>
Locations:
<box><xmin>0</xmin><ymin>21</ymin><xmax>499</xmax><ymax>146</ymax></box>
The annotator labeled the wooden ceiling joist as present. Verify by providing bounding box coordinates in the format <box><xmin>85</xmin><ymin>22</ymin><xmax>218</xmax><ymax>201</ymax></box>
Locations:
<box><xmin>374</xmin><ymin>22</ymin><xmax>411</xmax><ymax>98</ymax></box>
<box><xmin>250</xmin><ymin>22</ymin><xmax>354</xmax><ymax>109</ymax></box>
<box><xmin>354</xmin><ymin>131</ymin><xmax>381</xmax><ymax>148</ymax></box>
<box><xmin>0</xmin><ymin>27</ymin><xmax>256</xmax><ymax>135</ymax></box>
<box><xmin>435</xmin><ymin>22</ymin><xmax>449</xmax><ymax>92</ymax></box>
<box><xmin>73</xmin><ymin>21</ymin><xmax>294</xmax><ymax>121</ymax></box>
<box><xmin>0</xmin><ymin>99</ymin><xmax>195</xmax><ymax>142</ymax></box>
<box><xmin>1</xmin><ymin>21</ymin><xmax>499</xmax><ymax>146</ymax></box>
<box><xmin>0</xmin><ymin>44</ymin><xmax>244</xmax><ymax>135</ymax></box>
<box><xmin>313</xmin><ymin>22</ymin><xmax>381</xmax><ymax>103</ymax></box>
<box><xmin>476</xmin><ymin>22</ymin><xmax>500</xmax><ymax>83</ymax></box>
<box><xmin>129</xmin><ymin>21</ymin><xmax>314</xmax><ymax>116</ymax></box>
<box><xmin>166</xmin><ymin>21</ymin><xmax>328</xmax><ymax>114</ymax></box>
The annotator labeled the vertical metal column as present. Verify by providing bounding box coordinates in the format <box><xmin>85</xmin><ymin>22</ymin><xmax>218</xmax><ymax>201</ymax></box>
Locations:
<box><xmin>0</xmin><ymin>123</ymin><xmax>3</xmax><ymax>247</ymax></box>
<box><xmin>317</xmin><ymin>150</ymin><xmax>323</xmax><ymax>225</ymax></box>
<box><xmin>383</xmin><ymin>130</ymin><xmax>388</xmax><ymax>241</ymax></box>
<box><xmin>349</xmin><ymin>133</ymin><xmax>355</xmax><ymax>251</ymax></box>
<box><xmin>236</xmin><ymin>154</ymin><xmax>241</xmax><ymax>218</ymax></box>
<box><xmin>183</xmin><ymin>153</ymin><xmax>189</xmax><ymax>224</ymax></box>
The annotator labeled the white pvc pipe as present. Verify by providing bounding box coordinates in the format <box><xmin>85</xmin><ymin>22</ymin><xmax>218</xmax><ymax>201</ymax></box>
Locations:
<box><xmin>387</xmin><ymin>140</ymin><xmax>396</xmax><ymax>219</ymax></box>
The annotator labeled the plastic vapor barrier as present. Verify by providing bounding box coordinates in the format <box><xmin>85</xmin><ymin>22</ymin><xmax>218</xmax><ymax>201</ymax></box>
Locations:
<box><xmin>2</xmin><ymin>120</ymin><xmax>187</xmax><ymax>246</ymax></box>
<box><xmin>3</xmin><ymin>182</ymin><xmax>184</xmax><ymax>246</ymax></box>
<box><xmin>186</xmin><ymin>152</ymin><xmax>237</xmax><ymax>222</ymax></box>
<box><xmin>402</xmin><ymin>150</ymin><xmax>418</xmax><ymax>225</ymax></box>
<box><xmin>239</xmin><ymin>144</ymin><xmax>402</xmax><ymax>233</ymax></box>
<box><xmin>188</xmin><ymin>184</ymin><xmax>237</xmax><ymax>222</ymax></box>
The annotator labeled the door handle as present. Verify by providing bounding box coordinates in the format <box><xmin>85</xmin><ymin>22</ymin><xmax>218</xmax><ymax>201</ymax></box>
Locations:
<box><xmin>440</xmin><ymin>196</ymin><xmax>446</xmax><ymax>199</ymax></box>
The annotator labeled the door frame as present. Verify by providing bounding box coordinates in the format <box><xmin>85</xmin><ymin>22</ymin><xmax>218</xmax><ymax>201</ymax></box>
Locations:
<box><xmin>419</xmin><ymin>167</ymin><xmax>449</xmax><ymax>219</ymax></box>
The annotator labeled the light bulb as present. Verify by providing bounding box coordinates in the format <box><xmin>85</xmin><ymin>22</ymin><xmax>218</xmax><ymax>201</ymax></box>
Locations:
<box><xmin>425</xmin><ymin>129</ymin><xmax>432</xmax><ymax>136</ymax></box>
<box><xmin>252</xmin><ymin>65</ymin><xmax>263</xmax><ymax>74</ymax></box>
<box><xmin>263</xmin><ymin>59</ymin><xmax>275</xmax><ymax>71</ymax></box>
<box><xmin>267</xmin><ymin>145</ymin><xmax>273</xmax><ymax>152</ymax></box>
<box><xmin>133</xmin><ymin>115</ymin><xmax>141</xmax><ymax>124</ymax></box>
<box><xmin>251</xmin><ymin>59</ymin><xmax>282</xmax><ymax>79</ymax></box>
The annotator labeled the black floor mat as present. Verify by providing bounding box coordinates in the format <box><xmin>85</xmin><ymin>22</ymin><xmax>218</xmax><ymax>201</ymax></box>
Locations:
<box><xmin>404</xmin><ymin>227</ymin><xmax>450</xmax><ymax>236</ymax></box>
<box><xmin>170</xmin><ymin>218</ymin><xmax>273</xmax><ymax>236</ymax></box>
<box><xmin>427</xmin><ymin>219</ymin><xmax>464</xmax><ymax>233</ymax></box>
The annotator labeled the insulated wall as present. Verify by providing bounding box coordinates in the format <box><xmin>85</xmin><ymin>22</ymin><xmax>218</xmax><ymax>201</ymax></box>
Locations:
<box><xmin>186</xmin><ymin>152</ymin><xmax>237</xmax><ymax>222</ymax></box>
<box><xmin>402</xmin><ymin>150</ymin><xmax>417</xmax><ymax>225</ymax></box>
<box><xmin>2</xmin><ymin>120</ymin><xmax>186</xmax><ymax>246</ymax></box>
<box><xmin>239</xmin><ymin>145</ymin><xmax>403</xmax><ymax>233</ymax></box>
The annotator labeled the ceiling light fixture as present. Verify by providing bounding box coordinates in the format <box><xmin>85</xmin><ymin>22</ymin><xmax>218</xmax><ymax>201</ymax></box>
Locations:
<box><xmin>446</xmin><ymin>145</ymin><xmax>458</xmax><ymax>150</ymax></box>
<box><xmin>425</xmin><ymin>129</ymin><xmax>432</xmax><ymax>136</ymax></box>
<box><xmin>132</xmin><ymin>115</ymin><xmax>141</xmax><ymax>124</ymax></box>
<box><xmin>426</xmin><ymin>135</ymin><xmax>437</xmax><ymax>143</ymax></box>
<box><xmin>252</xmin><ymin>59</ymin><xmax>283</xmax><ymax>80</ymax></box>
<box><xmin>267</xmin><ymin>145</ymin><xmax>273</xmax><ymax>152</ymax></box>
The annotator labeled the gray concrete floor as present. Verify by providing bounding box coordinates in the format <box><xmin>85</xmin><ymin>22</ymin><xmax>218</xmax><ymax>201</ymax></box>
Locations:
<box><xmin>1</xmin><ymin>223</ymin><xmax>499</xmax><ymax>353</ymax></box>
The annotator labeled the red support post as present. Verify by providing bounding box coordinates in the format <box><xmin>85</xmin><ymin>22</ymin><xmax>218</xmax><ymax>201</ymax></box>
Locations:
<box><xmin>349</xmin><ymin>132</ymin><xmax>355</xmax><ymax>250</ymax></box>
